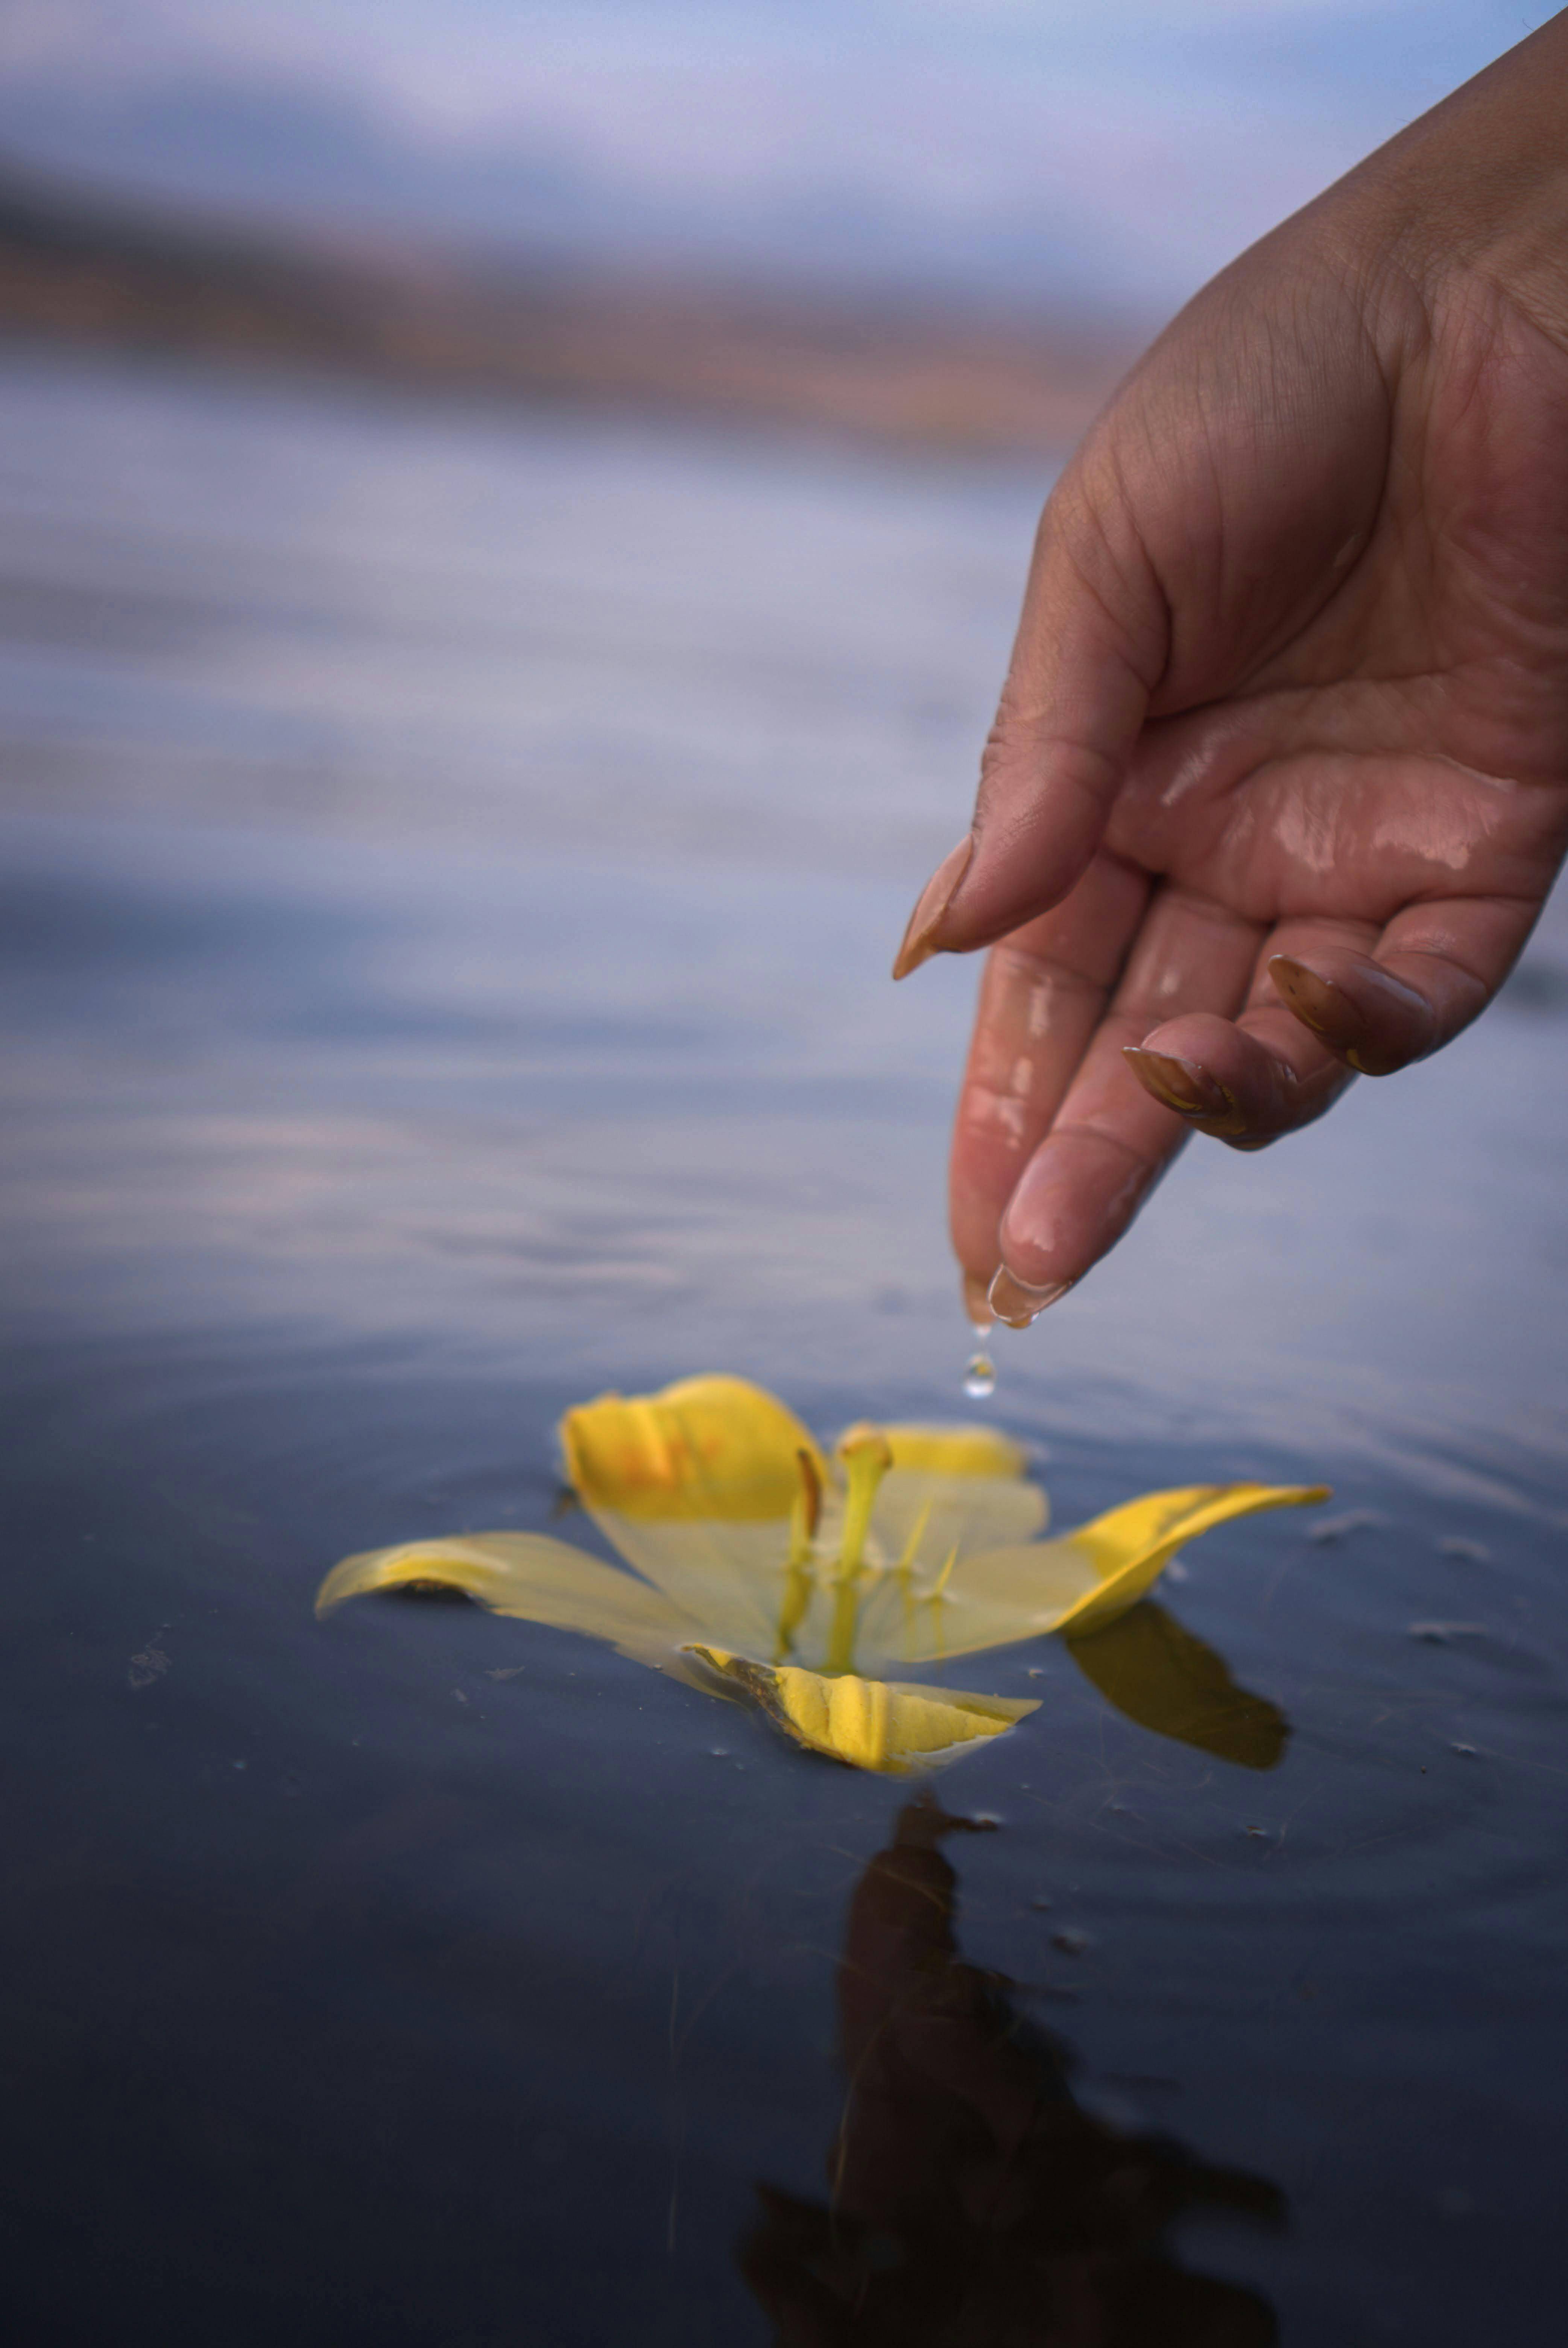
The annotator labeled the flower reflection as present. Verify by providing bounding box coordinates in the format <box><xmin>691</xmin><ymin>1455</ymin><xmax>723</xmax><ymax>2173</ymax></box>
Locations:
<box><xmin>741</xmin><ymin>1796</ymin><xmax>1284</xmax><ymax>2345</ymax></box>
<box><xmin>1067</xmin><ymin>1601</ymin><xmax>1289</xmax><ymax>1770</ymax></box>
<box><xmin>317</xmin><ymin>1374</ymin><xmax>1323</xmax><ymax>1775</ymax></box>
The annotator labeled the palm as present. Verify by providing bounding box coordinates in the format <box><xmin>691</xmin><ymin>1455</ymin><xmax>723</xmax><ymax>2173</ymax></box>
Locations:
<box><xmin>938</xmin><ymin>255</ymin><xmax>1568</xmax><ymax>1304</ymax></box>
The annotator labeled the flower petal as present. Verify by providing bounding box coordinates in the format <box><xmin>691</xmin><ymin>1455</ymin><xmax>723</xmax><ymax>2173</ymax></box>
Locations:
<box><xmin>688</xmin><ymin>1646</ymin><xmax>1039</xmax><ymax>1775</ymax></box>
<box><xmin>562</xmin><ymin>1375</ymin><xmax>827</xmax><ymax>1521</ymax></box>
<box><xmin>1048</xmin><ymin>1481</ymin><xmax>1330</xmax><ymax>1636</ymax></box>
<box><xmin>1065</xmin><ymin>1601</ymin><xmax>1288</xmax><ymax>1770</ymax></box>
<box><xmin>877</xmin><ymin>1425</ymin><xmax>1032</xmax><ymax>1480</ymax></box>
<box><xmin>864</xmin><ymin>1421</ymin><xmax>1048</xmax><ymax>1576</ymax></box>
<box><xmin>315</xmin><ymin>1533</ymin><xmax>698</xmax><ymax>1673</ymax></box>
<box><xmin>852</xmin><ymin>1481</ymin><xmax>1328</xmax><ymax>1667</ymax></box>
<box><xmin>559</xmin><ymin>1375</ymin><xmax>831</xmax><ymax>1655</ymax></box>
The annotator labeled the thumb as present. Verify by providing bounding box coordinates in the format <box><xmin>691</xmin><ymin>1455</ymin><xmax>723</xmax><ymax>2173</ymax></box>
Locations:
<box><xmin>893</xmin><ymin>467</ymin><xmax>1167</xmax><ymax>977</ymax></box>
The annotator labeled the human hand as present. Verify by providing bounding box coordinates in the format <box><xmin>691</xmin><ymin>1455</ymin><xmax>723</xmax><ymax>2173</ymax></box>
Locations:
<box><xmin>894</xmin><ymin>17</ymin><xmax>1568</xmax><ymax>1326</ymax></box>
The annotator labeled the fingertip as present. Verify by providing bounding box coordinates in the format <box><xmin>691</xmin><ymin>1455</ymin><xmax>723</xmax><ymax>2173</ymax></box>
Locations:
<box><xmin>1267</xmin><ymin>953</ymin><xmax>1428</xmax><ymax>1075</ymax></box>
<box><xmin>961</xmin><ymin>1269</ymin><xmax>996</xmax><ymax>1332</ymax></box>
<box><xmin>997</xmin><ymin>1126</ymin><xmax>1174</xmax><ymax>1302</ymax></box>
<box><xmin>987</xmin><ymin>1267</ymin><xmax>1074</xmax><ymax>1329</ymax></box>
<box><xmin>1122</xmin><ymin>1044</ymin><xmax>1247</xmax><ymax>1136</ymax></box>
<box><xmin>940</xmin><ymin>772</ymin><xmax>1109</xmax><ymax>954</ymax></box>
<box><xmin>1129</xmin><ymin>1008</ymin><xmax>1354</xmax><ymax>1143</ymax></box>
<box><xmin>892</xmin><ymin>835</ymin><xmax>974</xmax><ymax>978</ymax></box>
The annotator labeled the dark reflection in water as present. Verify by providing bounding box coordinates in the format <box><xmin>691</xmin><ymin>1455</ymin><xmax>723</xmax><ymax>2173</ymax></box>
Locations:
<box><xmin>744</xmin><ymin>1797</ymin><xmax>1283</xmax><ymax>2346</ymax></box>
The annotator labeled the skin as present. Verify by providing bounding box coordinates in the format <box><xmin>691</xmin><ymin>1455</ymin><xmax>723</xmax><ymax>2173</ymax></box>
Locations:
<box><xmin>894</xmin><ymin>13</ymin><xmax>1568</xmax><ymax>1319</ymax></box>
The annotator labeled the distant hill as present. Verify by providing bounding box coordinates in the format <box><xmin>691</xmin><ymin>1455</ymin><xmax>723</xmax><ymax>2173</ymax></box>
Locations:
<box><xmin>0</xmin><ymin>164</ymin><xmax>1131</xmax><ymax>456</ymax></box>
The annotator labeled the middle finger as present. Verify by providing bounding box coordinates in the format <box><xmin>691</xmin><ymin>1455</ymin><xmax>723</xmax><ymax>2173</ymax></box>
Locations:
<box><xmin>991</xmin><ymin>884</ymin><xmax>1265</xmax><ymax>1317</ymax></box>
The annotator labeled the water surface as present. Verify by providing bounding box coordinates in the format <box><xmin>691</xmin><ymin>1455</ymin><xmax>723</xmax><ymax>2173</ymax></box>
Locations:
<box><xmin>2</xmin><ymin>346</ymin><xmax>1566</xmax><ymax>2345</ymax></box>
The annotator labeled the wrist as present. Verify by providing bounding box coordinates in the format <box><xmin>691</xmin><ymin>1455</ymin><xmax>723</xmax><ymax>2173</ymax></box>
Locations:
<box><xmin>1325</xmin><ymin>12</ymin><xmax>1568</xmax><ymax>346</ymax></box>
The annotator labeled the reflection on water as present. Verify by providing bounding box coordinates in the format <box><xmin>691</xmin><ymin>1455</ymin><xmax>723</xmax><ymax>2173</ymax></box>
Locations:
<box><xmin>1068</xmin><ymin>1604</ymin><xmax>1287</xmax><ymax>1772</ymax></box>
<box><xmin>744</xmin><ymin>1796</ymin><xmax>1283</xmax><ymax>2345</ymax></box>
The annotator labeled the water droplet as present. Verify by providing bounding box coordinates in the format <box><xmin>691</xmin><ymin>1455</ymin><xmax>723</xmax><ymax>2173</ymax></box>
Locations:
<box><xmin>963</xmin><ymin>1350</ymin><xmax>997</xmax><ymax>1399</ymax></box>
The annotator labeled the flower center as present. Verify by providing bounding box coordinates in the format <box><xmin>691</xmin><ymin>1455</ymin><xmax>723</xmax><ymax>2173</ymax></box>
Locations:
<box><xmin>824</xmin><ymin>1425</ymin><xmax>893</xmax><ymax>1673</ymax></box>
<box><xmin>773</xmin><ymin>1427</ymin><xmax>902</xmax><ymax>1671</ymax></box>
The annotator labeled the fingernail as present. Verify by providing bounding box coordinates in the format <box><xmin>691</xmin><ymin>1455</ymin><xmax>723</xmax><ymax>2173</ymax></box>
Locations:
<box><xmin>988</xmin><ymin>1266</ymin><xmax>1074</xmax><ymax>1329</ymax></box>
<box><xmin>1123</xmin><ymin>1046</ymin><xmax>1225</xmax><ymax>1116</ymax></box>
<box><xmin>1123</xmin><ymin>1046</ymin><xmax>1247</xmax><ymax>1136</ymax></box>
<box><xmin>1268</xmin><ymin>954</ymin><xmax>1354</xmax><ymax>1039</ymax></box>
<box><xmin>962</xmin><ymin>1271</ymin><xmax>995</xmax><ymax>1333</ymax></box>
<box><xmin>1269</xmin><ymin>955</ymin><xmax>1410</xmax><ymax>1077</ymax></box>
<box><xmin>892</xmin><ymin>835</ymin><xmax>974</xmax><ymax>980</ymax></box>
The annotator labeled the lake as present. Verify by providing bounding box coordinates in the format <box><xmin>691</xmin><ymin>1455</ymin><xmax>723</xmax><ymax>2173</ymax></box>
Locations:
<box><xmin>2</xmin><ymin>341</ymin><xmax>1565</xmax><ymax>2345</ymax></box>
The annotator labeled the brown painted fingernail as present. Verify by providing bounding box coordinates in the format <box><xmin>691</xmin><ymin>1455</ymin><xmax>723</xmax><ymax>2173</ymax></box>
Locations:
<box><xmin>1268</xmin><ymin>954</ymin><xmax>1352</xmax><ymax>1036</ymax></box>
<box><xmin>962</xmin><ymin>1270</ymin><xmax>995</xmax><ymax>1333</ymax></box>
<box><xmin>892</xmin><ymin>834</ymin><xmax>974</xmax><ymax>979</ymax></box>
<box><xmin>1267</xmin><ymin>954</ymin><xmax>1382</xmax><ymax>1059</ymax></box>
<box><xmin>1123</xmin><ymin>1045</ymin><xmax>1247</xmax><ymax>1136</ymax></box>
<box><xmin>1124</xmin><ymin>1046</ymin><xmax>1216</xmax><ymax>1115</ymax></box>
<box><xmin>988</xmin><ymin>1266</ymin><xmax>1074</xmax><ymax>1328</ymax></box>
<box><xmin>1269</xmin><ymin>955</ymin><xmax>1408</xmax><ymax>1076</ymax></box>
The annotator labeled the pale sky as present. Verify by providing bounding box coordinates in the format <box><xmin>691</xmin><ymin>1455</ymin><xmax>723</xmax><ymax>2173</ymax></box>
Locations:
<box><xmin>0</xmin><ymin>3</ymin><xmax>1552</xmax><ymax>313</ymax></box>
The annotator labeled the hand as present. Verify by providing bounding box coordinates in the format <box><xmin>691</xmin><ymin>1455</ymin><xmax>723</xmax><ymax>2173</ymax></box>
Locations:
<box><xmin>894</xmin><ymin>17</ymin><xmax>1568</xmax><ymax>1326</ymax></box>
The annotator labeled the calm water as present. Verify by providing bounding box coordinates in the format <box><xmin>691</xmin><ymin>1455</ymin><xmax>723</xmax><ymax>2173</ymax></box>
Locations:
<box><xmin>2</xmin><ymin>344</ymin><xmax>1566</xmax><ymax>2345</ymax></box>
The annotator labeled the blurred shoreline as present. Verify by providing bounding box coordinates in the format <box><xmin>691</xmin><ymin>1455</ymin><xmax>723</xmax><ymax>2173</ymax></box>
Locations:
<box><xmin>0</xmin><ymin>162</ymin><xmax>1134</xmax><ymax>457</ymax></box>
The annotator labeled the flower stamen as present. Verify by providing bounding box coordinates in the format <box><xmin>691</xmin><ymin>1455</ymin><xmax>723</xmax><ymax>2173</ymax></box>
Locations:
<box><xmin>775</xmin><ymin>1449</ymin><xmax>824</xmax><ymax>1661</ymax></box>
<box><xmin>787</xmin><ymin>1447</ymin><xmax>823</xmax><ymax>1569</ymax></box>
<box><xmin>895</xmin><ymin>1495</ymin><xmax>934</xmax><ymax>1580</ymax></box>
<box><xmin>834</xmin><ymin>1425</ymin><xmax>894</xmax><ymax>1584</ymax></box>
<box><xmin>929</xmin><ymin>1542</ymin><xmax>961</xmax><ymax>1602</ymax></box>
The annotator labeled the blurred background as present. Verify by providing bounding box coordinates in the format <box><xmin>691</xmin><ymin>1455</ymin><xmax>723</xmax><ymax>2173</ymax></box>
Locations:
<box><xmin>0</xmin><ymin>1</ymin><xmax>1550</xmax><ymax>445</ymax></box>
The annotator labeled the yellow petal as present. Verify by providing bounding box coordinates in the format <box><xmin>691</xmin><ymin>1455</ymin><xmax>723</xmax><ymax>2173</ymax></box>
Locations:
<box><xmin>851</xmin><ymin>1481</ymin><xmax>1327</xmax><ymax>1667</ymax></box>
<box><xmin>878</xmin><ymin>1423</ymin><xmax>1031</xmax><ymax>1480</ymax></box>
<box><xmin>562</xmin><ymin>1375</ymin><xmax>827</xmax><ymax>1521</ymax></box>
<box><xmin>315</xmin><ymin>1532</ymin><xmax>698</xmax><ymax>1674</ymax></box>
<box><xmin>1066</xmin><ymin>1601</ymin><xmax>1288</xmax><ymax>1770</ymax></box>
<box><xmin>1050</xmin><ymin>1481</ymin><xmax>1330</xmax><ymax>1636</ymax></box>
<box><xmin>559</xmin><ymin>1375</ymin><xmax>831</xmax><ymax>1656</ymax></box>
<box><xmin>688</xmin><ymin>1647</ymin><xmax>1038</xmax><ymax>1775</ymax></box>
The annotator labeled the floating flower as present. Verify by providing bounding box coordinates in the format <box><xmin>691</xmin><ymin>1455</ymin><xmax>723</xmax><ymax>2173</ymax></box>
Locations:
<box><xmin>316</xmin><ymin>1375</ymin><xmax>1326</xmax><ymax>1775</ymax></box>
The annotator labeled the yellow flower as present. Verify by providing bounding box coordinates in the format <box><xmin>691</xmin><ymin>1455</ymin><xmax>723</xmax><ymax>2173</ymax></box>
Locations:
<box><xmin>315</xmin><ymin>1373</ymin><xmax>1327</xmax><ymax>1775</ymax></box>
